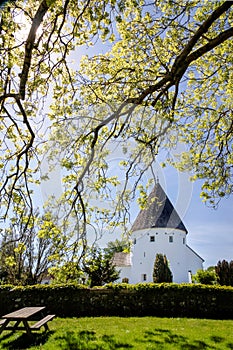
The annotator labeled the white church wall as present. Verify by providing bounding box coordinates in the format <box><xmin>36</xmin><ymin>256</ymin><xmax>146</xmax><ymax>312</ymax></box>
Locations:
<box><xmin>115</xmin><ymin>266</ymin><xmax>132</xmax><ymax>283</ymax></box>
<box><xmin>186</xmin><ymin>245</ymin><xmax>204</xmax><ymax>278</ymax></box>
<box><xmin>115</xmin><ymin>227</ymin><xmax>203</xmax><ymax>284</ymax></box>
<box><xmin>129</xmin><ymin>228</ymin><xmax>189</xmax><ymax>283</ymax></box>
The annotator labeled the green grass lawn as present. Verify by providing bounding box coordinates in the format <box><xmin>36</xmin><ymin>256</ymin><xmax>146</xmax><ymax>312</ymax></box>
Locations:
<box><xmin>0</xmin><ymin>317</ymin><xmax>233</xmax><ymax>350</ymax></box>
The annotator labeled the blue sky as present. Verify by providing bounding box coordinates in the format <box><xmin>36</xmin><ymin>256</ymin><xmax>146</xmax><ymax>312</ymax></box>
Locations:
<box><xmin>181</xmin><ymin>182</ymin><xmax>233</xmax><ymax>269</ymax></box>
<box><xmin>158</xmin><ymin>164</ymin><xmax>233</xmax><ymax>269</ymax></box>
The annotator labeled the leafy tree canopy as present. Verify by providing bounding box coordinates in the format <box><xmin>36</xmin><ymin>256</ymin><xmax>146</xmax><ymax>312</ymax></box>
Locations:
<box><xmin>0</xmin><ymin>210</ymin><xmax>56</xmax><ymax>285</ymax></box>
<box><xmin>0</xmin><ymin>0</ymin><xmax>233</xmax><ymax>263</ymax></box>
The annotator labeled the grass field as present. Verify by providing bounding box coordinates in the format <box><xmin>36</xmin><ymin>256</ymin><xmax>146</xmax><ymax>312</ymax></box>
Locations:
<box><xmin>0</xmin><ymin>317</ymin><xmax>233</xmax><ymax>349</ymax></box>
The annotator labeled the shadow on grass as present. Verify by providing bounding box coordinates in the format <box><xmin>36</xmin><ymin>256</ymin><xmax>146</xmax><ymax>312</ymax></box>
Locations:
<box><xmin>0</xmin><ymin>331</ymin><xmax>54</xmax><ymax>350</ymax></box>
<box><xmin>2</xmin><ymin>326</ymin><xmax>232</xmax><ymax>350</ymax></box>
<box><xmin>138</xmin><ymin>328</ymin><xmax>231</xmax><ymax>350</ymax></box>
<box><xmin>54</xmin><ymin>328</ymin><xmax>231</xmax><ymax>350</ymax></box>
<box><xmin>55</xmin><ymin>330</ymin><xmax>133</xmax><ymax>350</ymax></box>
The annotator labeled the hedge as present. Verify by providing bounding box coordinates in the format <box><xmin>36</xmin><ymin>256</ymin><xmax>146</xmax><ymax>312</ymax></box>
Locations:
<box><xmin>0</xmin><ymin>283</ymin><xmax>233</xmax><ymax>319</ymax></box>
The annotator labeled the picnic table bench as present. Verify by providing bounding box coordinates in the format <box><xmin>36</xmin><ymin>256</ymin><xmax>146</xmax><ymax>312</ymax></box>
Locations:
<box><xmin>0</xmin><ymin>307</ymin><xmax>55</xmax><ymax>335</ymax></box>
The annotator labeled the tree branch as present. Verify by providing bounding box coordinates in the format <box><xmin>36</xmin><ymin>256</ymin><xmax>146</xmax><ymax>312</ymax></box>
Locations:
<box><xmin>128</xmin><ymin>2</ymin><xmax>233</xmax><ymax>107</ymax></box>
<box><xmin>185</xmin><ymin>27</ymin><xmax>233</xmax><ymax>66</ymax></box>
<box><xmin>19</xmin><ymin>0</ymin><xmax>52</xmax><ymax>100</ymax></box>
<box><xmin>172</xmin><ymin>1</ymin><xmax>233</xmax><ymax>73</ymax></box>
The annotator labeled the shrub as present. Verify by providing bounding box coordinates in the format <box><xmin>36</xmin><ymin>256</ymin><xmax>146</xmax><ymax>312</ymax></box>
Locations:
<box><xmin>192</xmin><ymin>269</ymin><xmax>216</xmax><ymax>285</ymax></box>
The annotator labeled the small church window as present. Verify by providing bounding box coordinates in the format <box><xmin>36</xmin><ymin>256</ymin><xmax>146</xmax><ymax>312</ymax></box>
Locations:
<box><xmin>150</xmin><ymin>236</ymin><xmax>155</xmax><ymax>242</ymax></box>
<box><xmin>169</xmin><ymin>236</ymin><xmax>173</xmax><ymax>243</ymax></box>
<box><xmin>134</xmin><ymin>238</ymin><xmax>136</xmax><ymax>244</ymax></box>
<box><xmin>144</xmin><ymin>252</ymin><xmax>146</xmax><ymax>257</ymax></box>
<box><xmin>142</xmin><ymin>274</ymin><xmax>147</xmax><ymax>281</ymax></box>
<box><xmin>183</xmin><ymin>237</ymin><xmax>186</xmax><ymax>244</ymax></box>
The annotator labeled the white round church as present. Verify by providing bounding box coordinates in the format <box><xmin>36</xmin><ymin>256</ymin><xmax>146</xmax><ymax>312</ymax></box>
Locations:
<box><xmin>113</xmin><ymin>182</ymin><xmax>204</xmax><ymax>284</ymax></box>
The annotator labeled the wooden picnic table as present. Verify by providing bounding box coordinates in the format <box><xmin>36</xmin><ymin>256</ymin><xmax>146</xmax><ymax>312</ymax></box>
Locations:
<box><xmin>0</xmin><ymin>307</ymin><xmax>55</xmax><ymax>335</ymax></box>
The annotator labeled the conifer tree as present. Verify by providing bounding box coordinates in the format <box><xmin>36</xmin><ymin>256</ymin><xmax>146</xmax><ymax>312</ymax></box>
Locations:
<box><xmin>215</xmin><ymin>260</ymin><xmax>233</xmax><ymax>286</ymax></box>
<box><xmin>153</xmin><ymin>253</ymin><xmax>173</xmax><ymax>283</ymax></box>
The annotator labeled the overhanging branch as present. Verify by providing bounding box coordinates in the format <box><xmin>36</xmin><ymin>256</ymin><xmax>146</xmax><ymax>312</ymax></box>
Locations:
<box><xmin>19</xmin><ymin>0</ymin><xmax>52</xmax><ymax>100</ymax></box>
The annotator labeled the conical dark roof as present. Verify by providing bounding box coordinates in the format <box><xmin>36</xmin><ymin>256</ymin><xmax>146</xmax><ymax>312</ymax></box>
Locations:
<box><xmin>131</xmin><ymin>183</ymin><xmax>188</xmax><ymax>233</ymax></box>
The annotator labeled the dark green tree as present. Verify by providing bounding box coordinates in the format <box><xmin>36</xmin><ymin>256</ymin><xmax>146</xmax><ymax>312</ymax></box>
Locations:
<box><xmin>83</xmin><ymin>248</ymin><xmax>120</xmax><ymax>287</ymax></box>
<box><xmin>215</xmin><ymin>260</ymin><xmax>233</xmax><ymax>286</ymax></box>
<box><xmin>153</xmin><ymin>253</ymin><xmax>173</xmax><ymax>283</ymax></box>
<box><xmin>230</xmin><ymin>261</ymin><xmax>233</xmax><ymax>287</ymax></box>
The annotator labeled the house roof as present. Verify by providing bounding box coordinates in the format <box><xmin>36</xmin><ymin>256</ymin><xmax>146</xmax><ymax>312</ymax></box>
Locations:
<box><xmin>112</xmin><ymin>252</ymin><xmax>131</xmax><ymax>267</ymax></box>
<box><xmin>131</xmin><ymin>182</ymin><xmax>188</xmax><ymax>233</ymax></box>
<box><xmin>186</xmin><ymin>245</ymin><xmax>205</xmax><ymax>262</ymax></box>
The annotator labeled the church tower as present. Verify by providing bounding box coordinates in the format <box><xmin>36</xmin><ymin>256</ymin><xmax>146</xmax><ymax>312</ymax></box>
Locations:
<box><xmin>114</xmin><ymin>182</ymin><xmax>204</xmax><ymax>284</ymax></box>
